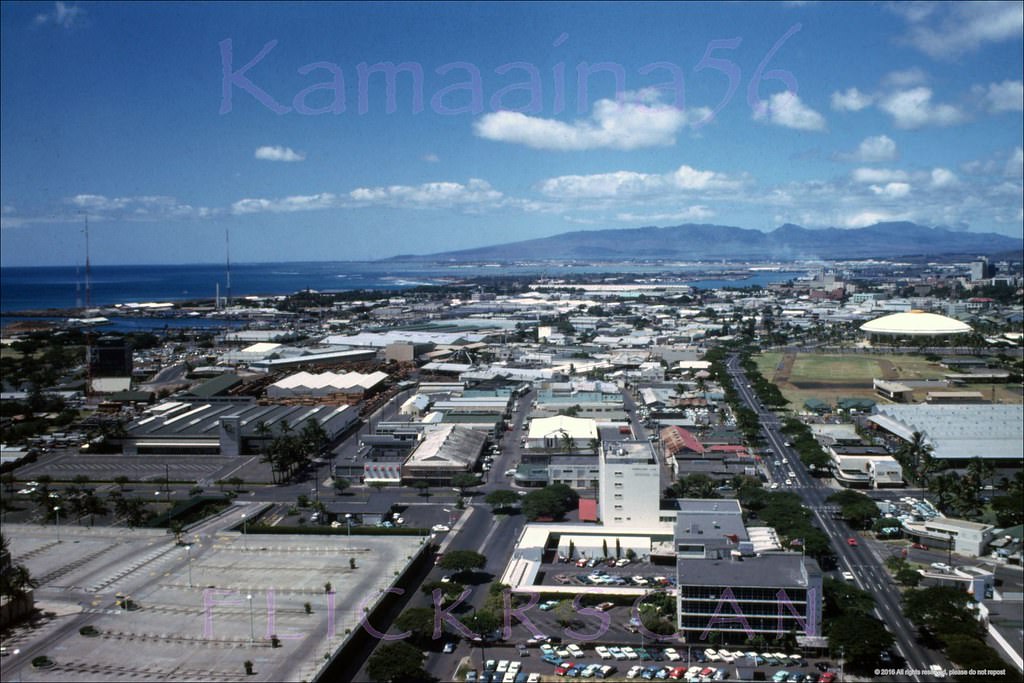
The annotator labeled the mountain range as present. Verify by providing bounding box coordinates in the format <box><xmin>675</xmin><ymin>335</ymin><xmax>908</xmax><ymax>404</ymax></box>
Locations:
<box><xmin>396</xmin><ymin>222</ymin><xmax>1023</xmax><ymax>262</ymax></box>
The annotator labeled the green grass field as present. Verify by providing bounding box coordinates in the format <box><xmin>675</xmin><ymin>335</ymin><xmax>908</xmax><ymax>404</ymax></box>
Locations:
<box><xmin>753</xmin><ymin>352</ymin><xmax>1021</xmax><ymax>408</ymax></box>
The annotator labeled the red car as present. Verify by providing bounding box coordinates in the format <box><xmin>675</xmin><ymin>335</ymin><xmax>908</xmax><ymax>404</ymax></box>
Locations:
<box><xmin>911</xmin><ymin>542</ymin><xmax>927</xmax><ymax>550</ymax></box>
<box><xmin>847</xmin><ymin>537</ymin><xmax>858</xmax><ymax>546</ymax></box>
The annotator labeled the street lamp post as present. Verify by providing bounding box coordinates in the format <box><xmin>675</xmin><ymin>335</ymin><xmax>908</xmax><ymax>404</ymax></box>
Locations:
<box><xmin>247</xmin><ymin>593</ymin><xmax>254</xmax><ymax>644</ymax></box>
<box><xmin>345</xmin><ymin>513</ymin><xmax>352</xmax><ymax>537</ymax></box>
<box><xmin>241</xmin><ymin>513</ymin><xmax>247</xmax><ymax>550</ymax></box>
<box><xmin>53</xmin><ymin>506</ymin><xmax>61</xmax><ymax>542</ymax></box>
<box><xmin>185</xmin><ymin>544</ymin><xmax>192</xmax><ymax>588</ymax></box>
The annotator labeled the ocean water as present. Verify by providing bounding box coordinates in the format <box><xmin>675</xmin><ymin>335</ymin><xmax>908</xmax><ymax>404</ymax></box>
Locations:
<box><xmin>0</xmin><ymin>261</ymin><xmax>802</xmax><ymax>313</ymax></box>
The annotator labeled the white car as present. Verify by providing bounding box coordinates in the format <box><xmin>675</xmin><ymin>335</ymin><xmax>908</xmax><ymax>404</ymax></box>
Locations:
<box><xmin>770</xmin><ymin>482</ymin><xmax>780</xmax><ymax>489</ymax></box>
<box><xmin>622</xmin><ymin>646</ymin><xmax>638</xmax><ymax>660</ymax></box>
<box><xmin>431</xmin><ymin>524</ymin><xmax>451</xmax><ymax>532</ymax></box>
<box><xmin>842</xmin><ymin>571</ymin><xmax>855</xmax><ymax>581</ymax></box>
<box><xmin>527</xmin><ymin>675</ymin><xmax>541</xmax><ymax>683</ymax></box>
<box><xmin>567</xmin><ymin>643</ymin><xmax>584</xmax><ymax>658</ymax></box>
<box><xmin>596</xmin><ymin>646</ymin><xmax>612</xmax><ymax>660</ymax></box>
<box><xmin>663</xmin><ymin>648</ymin><xmax>680</xmax><ymax>661</ymax></box>
<box><xmin>626</xmin><ymin>665</ymin><xmax>644</xmax><ymax>679</ymax></box>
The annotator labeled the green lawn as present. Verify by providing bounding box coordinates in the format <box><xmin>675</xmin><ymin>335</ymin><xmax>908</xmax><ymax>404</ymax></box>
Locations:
<box><xmin>750</xmin><ymin>352</ymin><xmax>1007</xmax><ymax>409</ymax></box>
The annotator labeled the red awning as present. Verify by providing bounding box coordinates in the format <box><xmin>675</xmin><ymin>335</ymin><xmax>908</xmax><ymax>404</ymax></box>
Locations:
<box><xmin>578</xmin><ymin>498</ymin><xmax>599</xmax><ymax>522</ymax></box>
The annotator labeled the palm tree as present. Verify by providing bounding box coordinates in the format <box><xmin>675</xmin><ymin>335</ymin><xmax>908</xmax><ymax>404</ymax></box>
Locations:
<box><xmin>898</xmin><ymin>432</ymin><xmax>933</xmax><ymax>485</ymax></box>
<box><xmin>301</xmin><ymin>419</ymin><xmax>328</xmax><ymax>461</ymax></box>
<box><xmin>559</xmin><ymin>430</ymin><xmax>575</xmax><ymax>454</ymax></box>
<box><xmin>927</xmin><ymin>473</ymin><xmax>958</xmax><ymax>513</ymax></box>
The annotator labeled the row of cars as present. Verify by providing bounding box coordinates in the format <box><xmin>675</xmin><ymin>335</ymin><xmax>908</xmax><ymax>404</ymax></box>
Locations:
<box><xmin>567</xmin><ymin>570</ymin><xmax>676</xmax><ymax>588</ymax></box>
<box><xmin>543</xmin><ymin>643</ymin><xmax>684</xmax><ymax>662</ymax></box>
<box><xmin>627</xmin><ymin>665</ymin><xmax>724</xmax><ymax>681</ymax></box>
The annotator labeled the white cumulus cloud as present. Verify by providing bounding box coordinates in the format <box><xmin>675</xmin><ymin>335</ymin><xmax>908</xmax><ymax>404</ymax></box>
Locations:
<box><xmin>254</xmin><ymin>146</ymin><xmax>306</xmax><ymax>162</ymax></box>
<box><xmin>930</xmin><ymin>168</ymin><xmax>958</xmax><ymax>188</ymax></box>
<box><xmin>231</xmin><ymin>193</ymin><xmax>340</xmax><ymax>214</ymax></box>
<box><xmin>979</xmin><ymin>80</ymin><xmax>1024</xmax><ymax>112</ymax></box>
<box><xmin>539</xmin><ymin>164</ymin><xmax>741</xmax><ymax>199</ymax></box>
<box><xmin>869</xmin><ymin>182</ymin><xmax>912</xmax><ymax>199</ymax></box>
<box><xmin>851</xmin><ymin>168</ymin><xmax>909</xmax><ymax>184</ymax></box>
<box><xmin>473</xmin><ymin>91</ymin><xmax>710</xmax><ymax>151</ymax></box>
<box><xmin>892</xmin><ymin>1</ymin><xmax>1023</xmax><ymax>60</ymax></box>
<box><xmin>349</xmin><ymin>179</ymin><xmax>504</xmax><ymax>209</ymax></box>
<box><xmin>753</xmin><ymin>91</ymin><xmax>827</xmax><ymax>131</ymax></box>
<box><xmin>1007</xmin><ymin>147</ymin><xmax>1024</xmax><ymax>177</ymax></box>
<box><xmin>838</xmin><ymin>135</ymin><xmax>898</xmax><ymax>163</ymax></box>
<box><xmin>614</xmin><ymin>207</ymin><xmax>715</xmax><ymax>223</ymax></box>
<box><xmin>830</xmin><ymin>87</ymin><xmax>875</xmax><ymax>112</ymax></box>
<box><xmin>878</xmin><ymin>87</ymin><xmax>965</xmax><ymax>128</ymax></box>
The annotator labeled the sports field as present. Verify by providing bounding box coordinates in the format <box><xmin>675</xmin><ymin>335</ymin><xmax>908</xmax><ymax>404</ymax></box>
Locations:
<box><xmin>754</xmin><ymin>352</ymin><xmax>1021</xmax><ymax>408</ymax></box>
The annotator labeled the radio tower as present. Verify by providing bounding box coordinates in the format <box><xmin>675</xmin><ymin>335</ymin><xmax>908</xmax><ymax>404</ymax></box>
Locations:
<box><xmin>84</xmin><ymin>216</ymin><xmax>92</xmax><ymax>309</ymax></box>
<box><xmin>225</xmin><ymin>227</ymin><xmax>232</xmax><ymax>308</ymax></box>
<box><xmin>84</xmin><ymin>215</ymin><xmax>93</xmax><ymax>397</ymax></box>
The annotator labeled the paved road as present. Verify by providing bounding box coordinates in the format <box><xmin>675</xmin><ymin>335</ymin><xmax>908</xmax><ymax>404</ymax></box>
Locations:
<box><xmin>726</xmin><ymin>354</ymin><xmax>944</xmax><ymax>682</ymax></box>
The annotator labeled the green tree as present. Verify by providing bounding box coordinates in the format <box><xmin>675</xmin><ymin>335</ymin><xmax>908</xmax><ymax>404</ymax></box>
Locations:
<box><xmin>333</xmin><ymin>477</ymin><xmax>351</xmax><ymax>495</ymax></box>
<box><xmin>827</xmin><ymin>490</ymin><xmax>881</xmax><ymax>530</ymax></box>
<box><xmin>903</xmin><ymin>586</ymin><xmax>984</xmax><ymax>647</ymax></box>
<box><xmin>928</xmin><ymin>472</ymin><xmax>959</xmax><ymax>513</ymax></box>
<box><xmin>394</xmin><ymin>607</ymin><xmax>440</xmax><ymax>648</ymax></box>
<box><xmin>485</xmin><ymin>489</ymin><xmax>519</xmax><ymax>511</ymax></box>
<box><xmin>521</xmin><ymin>483</ymin><xmax>579</xmax><ymax>521</ymax></box>
<box><xmin>420</xmin><ymin>580</ymin><xmax>467</xmax><ymax>607</ymax></box>
<box><xmin>366</xmin><ymin>641</ymin><xmax>427</xmax><ymax>683</ymax></box>
<box><xmin>412</xmin><ymin>480</ymin><xmax>430</xmax><ymax>498</ymax></box>
<box><xmin>826</xmin><ymin>613</ymin><xmax>894</xmax><ymax>670</ymax></box>
<box><xmin>451</xmin><ymin>473</ymin><xmax>482</xmax><ymax>495</ymax></box>
<box><xmin>559</xmin><ymin>430</ymin><xmax>575</xmax><ymax>453</ymax></box>
<box><xmin>438</xmin><ymin>550</ymin><xmax>486</xmax><ymax>575</ymax></box>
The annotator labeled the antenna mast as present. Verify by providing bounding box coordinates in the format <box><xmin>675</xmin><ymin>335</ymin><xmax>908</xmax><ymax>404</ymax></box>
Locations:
<box><xmin>225</xmin><ymin>227</ymin><xmax>232</xmax><ymax>308</ymax></box>
<box><xmin>84</xmin><ymin>215</ymin><xmax>92</xmax><ymax>309</ymax></box>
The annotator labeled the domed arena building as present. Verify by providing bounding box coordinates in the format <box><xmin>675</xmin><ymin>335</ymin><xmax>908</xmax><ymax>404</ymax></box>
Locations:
<box><xmin>859</xmin><ymin>310</ymin><xmax>972</xmax><ymax>337</ymax></box>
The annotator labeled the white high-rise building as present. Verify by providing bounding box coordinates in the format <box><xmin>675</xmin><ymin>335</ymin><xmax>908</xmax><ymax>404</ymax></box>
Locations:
<box><xmin>598</xmin><ymin>440</ymin><xmax>661</xmax><ymax>528</ymax></box>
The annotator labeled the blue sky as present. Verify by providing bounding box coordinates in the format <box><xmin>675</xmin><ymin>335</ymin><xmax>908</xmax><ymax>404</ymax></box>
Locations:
<box><xmin>1</xmin><ymin>1</ymin><xmax>1022</xmax><ymax>265</ymax></box>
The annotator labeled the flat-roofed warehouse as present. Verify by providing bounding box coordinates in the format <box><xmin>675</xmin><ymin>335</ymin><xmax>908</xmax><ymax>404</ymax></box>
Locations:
<box><xmin>868</xmin><ymin>404</ymin><xmax>1024</xmax><ymax>462</ymax></box>
<box><xmin>123</xmin><ymin>401</ymin><xmax>358</xmax><ymax>455</ymax></box>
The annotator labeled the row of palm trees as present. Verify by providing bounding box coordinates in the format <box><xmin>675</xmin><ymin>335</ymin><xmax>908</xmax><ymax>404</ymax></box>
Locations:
<box><xmin>897</xmin><ymin>431</ymin><xmax>998</xmax><ymax>519</ymax></box>
<box><xmin>256</xmin><ymin>418</ymin><xmax>329</xmax><ymax>484</ymax></box>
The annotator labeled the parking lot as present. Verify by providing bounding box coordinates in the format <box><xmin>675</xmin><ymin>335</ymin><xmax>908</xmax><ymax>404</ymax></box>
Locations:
<box><xmin>455</xmin><ymin>640</ymin><xmax>839</xmax><ymax>682</ymax></box>
<box><xmin>1</xmin><ymin>521</ymin><xmax>426</xmax><ymax>682</ymax></box>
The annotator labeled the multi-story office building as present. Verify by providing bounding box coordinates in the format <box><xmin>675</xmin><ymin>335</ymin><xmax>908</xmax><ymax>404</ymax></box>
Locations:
<box><xmin>674</xmin><ymin>500</ymin><xmax>823</xmax><ymax>643</ymax></box>
<box><xmin>598</xmin><ymin>440</ymin><xmax>661</xmax><ymax>528</ymax></box>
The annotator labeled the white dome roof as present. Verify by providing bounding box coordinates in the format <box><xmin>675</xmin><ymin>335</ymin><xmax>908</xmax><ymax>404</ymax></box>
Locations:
<box><xmin>860</xmin><ymin>310</ymin><xmax>972</xmax><ymax>336</ymax></box>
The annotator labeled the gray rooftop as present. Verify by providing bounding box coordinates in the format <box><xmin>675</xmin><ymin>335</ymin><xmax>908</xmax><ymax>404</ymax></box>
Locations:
<box><xmin>678</xmin><ymin>553</ymin><xmax>818</xmax><ymax>589</ymax></box>
<box><xmin>128</xmin><ymin>401</ymin><xmax>354</xmax><ymax>439</ymax></box>
<box><xmin>870</xmin><ymin>404</ymin><xmax>1024</xmax><ymax>460</ymax></box>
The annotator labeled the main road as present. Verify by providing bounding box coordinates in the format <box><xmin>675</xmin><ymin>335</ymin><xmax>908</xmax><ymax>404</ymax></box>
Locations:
<box><xmin>725</xmin><ymin>354</ymin><xmax>943</xmax><ymax>682</ymax></box>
